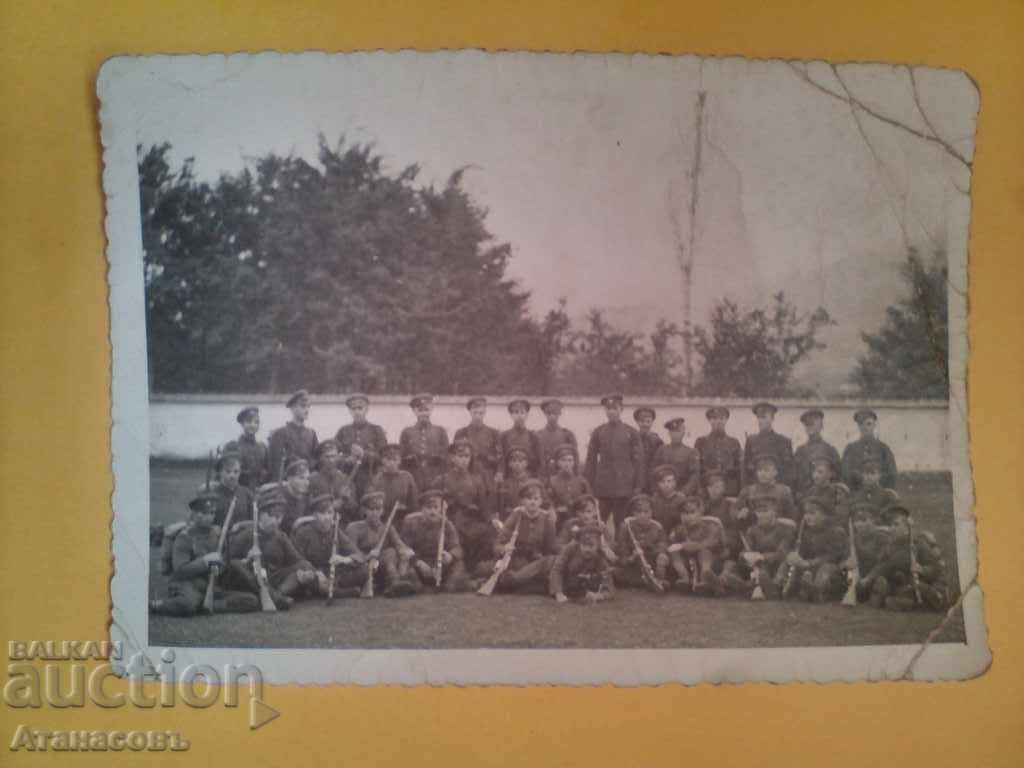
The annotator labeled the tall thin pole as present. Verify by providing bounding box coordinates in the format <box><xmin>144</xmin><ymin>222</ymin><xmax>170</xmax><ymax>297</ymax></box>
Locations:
<box><xmin>680</xmin><ymin>90</ymin><xmax>706</xmax><ymax>393</ymax></box>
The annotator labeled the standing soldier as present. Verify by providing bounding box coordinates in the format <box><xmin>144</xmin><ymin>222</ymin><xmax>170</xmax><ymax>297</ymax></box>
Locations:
<box><xmin>498</xmin><ymin>399</ymin><xmax>542</xmax><ymax>478</ymax></box>
<box><xmin>651</xmin><ymin>418</ymin><xmax>701</xmax><ymax>497</ymax></box>
<box><xmin>399</xmin><ymin>394</ymin><xmax>449</xmax><ymax>492</ymax></box>
<box><xmin>334</xmin><ymin>394</ymin><xmax>388</xmax><ymax>500</ymax></box>
<box><xmin>842</xmin><ymin>409</ymin><xmax>898</xmax><ymax>492</ymax></box>
<box><xmin>633</xmin><ymin>406</ymin><xmax>663</xmax><ymax>493</ymax></box>
<box><xmin>694</xmin><ymin>406</ymin><xmax>743</xmax><ymax>497</ymax></box>
<box><xmin>268</xmin><ymin>390</ymin><xmax>319</xmax><ymax>471</ymax></box>
<box><xmin>792</xmin><ymin>408</ymin><xmax>841</xmax><ymax>495</ymax></box>
<box><xmin>453</xmin><ymin>397</ymin><xmax>502</xmax><ymax>489</ymax></box>
<box><xmin>743</xmin><ymin>402</ymin><xmax>795</xmax><ymax>489</ymax></box>
<box><xmin>584</xmin><ymin>395</ymin><xmax>645</xmax><ymax>528</ymax></box>
<box><xmin>534</xmin><ymin>398</ymin><xmax>578</xmax><ymax>479</ymax></box>
<box><xmin>224</xmin><ymin>406</ymin><xmax>269</xmax><ymax>491</ymax></box>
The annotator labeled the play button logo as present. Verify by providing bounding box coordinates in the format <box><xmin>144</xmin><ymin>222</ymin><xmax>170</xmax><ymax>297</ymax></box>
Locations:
<box><xmin>249</xmin><ymin>697</ymin><xmax>280</xmax><ymax>730</ymax></box>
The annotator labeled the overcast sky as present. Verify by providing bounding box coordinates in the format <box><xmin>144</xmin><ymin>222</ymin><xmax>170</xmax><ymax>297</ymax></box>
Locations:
<box><xmin>130</xmin><ymin>52</ymin><xmax>977</xmax><ymax>394</ymax></box>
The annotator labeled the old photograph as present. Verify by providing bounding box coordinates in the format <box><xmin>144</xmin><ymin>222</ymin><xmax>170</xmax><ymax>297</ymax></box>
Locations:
<box><xmin>100</xmin><ymin>51</ymin><xmax>987</xmax><ymax>684</ymax></box>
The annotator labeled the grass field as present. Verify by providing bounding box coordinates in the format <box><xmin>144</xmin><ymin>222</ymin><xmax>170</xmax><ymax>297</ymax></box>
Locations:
<box><xmin>149</xmin><ymin>461</ymin><xmax>965</xmax><ymax>649</ymax></box>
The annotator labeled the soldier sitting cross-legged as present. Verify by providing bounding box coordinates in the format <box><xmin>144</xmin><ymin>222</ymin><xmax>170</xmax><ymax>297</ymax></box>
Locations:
<box><xmin>289</xmin><ymin>492</ymin><xmax>367</xmax><ymax>600</ymax></box>
<box><xmin>613</xmin><ymin>494</ymin><xmax>669</xmax><ymax>592</ymax></box>
<box><xmin>345</xmin><ymin>491</ymin><xmax>417</xmax><ymax>597</ymax></box>
<box><xmin>667</xmin><ymin>496</ymin><xmax>727</xmax><ymax>596</ymax></box>
<box><xmin>477</xmin><ymin>479</ymin><xmax>559</xmax><ymax>594</ymax></box>
<box><xmin>399</xmin><ymin>489</ymin><xmax>469</xmax><ymax>593</ymax></box>
<box><xmin>550</xmin><ymin>524</ymin><xmax>615</xmax><ymax>605</ymax></box>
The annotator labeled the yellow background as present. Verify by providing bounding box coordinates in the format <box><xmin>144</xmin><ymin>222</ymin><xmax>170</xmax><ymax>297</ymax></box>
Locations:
<box><xmin>1</xmin><ymin>1</ymin><xmax>1022</xmax><ymax>765</ymax></box>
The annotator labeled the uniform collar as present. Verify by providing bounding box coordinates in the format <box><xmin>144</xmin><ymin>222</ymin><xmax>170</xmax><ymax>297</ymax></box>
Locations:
<box><xmin>239</xmin><ymin>433</ymin><xmax>257</xmax><ymax>443</ymax></box>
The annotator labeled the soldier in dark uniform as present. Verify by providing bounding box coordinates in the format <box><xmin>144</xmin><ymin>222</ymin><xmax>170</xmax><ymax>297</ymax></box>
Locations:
<box><xmin>667</xmin><ymin>496</ymin><xmax>728</xmax><ymax>595</ymax></box>
<box><xmin>546</xmin><ymin>444</ymin><xmax>591</xmax><ymax>532</ymax></box>
<box><xmin>704</xmin><ymin>470</ymin><xmax>741</xmax><ymax>560</ymax></box>
<box><xmin>557</xmin><ymin>494</ymin><xmax>617</xmax><ymax>552</ymax></box>
<box><xmin>651</xmin><ymin>418</ymin><xmax>701</xmax><ymax>496</ymax></box>
<box><xmin>847</xmin><ymin>459</ymin><xmax>900</xmax><ymax>523</ymax></box>
<box><xmin>225</xmin><ymin>487</ymin><xmax>317</xmax><ymax>609</ymax></box>
<box><xmin>278</xmin><ymin>457</ymin><xmax>310</xmax><ymax>535</ymax></box>
<box><xmin>399</xmin><ymin>489</ymin><xmax>469</xmax><ymax>592</ymax></box>
<box><xmin>150</xmin><ymin>490</ymin><xmax>259</xmax><ymax>617</ymax></box>
<box><xmin>614</xmin><ymin>495</ymin><xmax>669</xmax><ymax>590</ymax></box>
<box><xmin>453</xmin><ymin>397</ymin><xmax>502</xmax><ymax>488</ymax></box>
<box><xmin>334</xmin><ymin>394</ymin><xmax>388</xmax><ymax>500</ymax></box>
<box><xmin>842</xmin><ymin>409</ymin><xmax>898</xmax><ymax>491</ymax></box>
<box><xmin>268</xmin><ymin>390</ymin><xmax>319</xmax><ymax>477</ymax></box>
<box><xmin>694</xmin><ymin>406</ymin><xmax>743</xmax><ymax>496</ymax></box>
<box><xmin>584</xmin><ymin>395</ymin><xmax>645</xmax><ymax>529</ymax></box>
<box><xmin>210</xmin><ymin>451</ymin><xmax>253</xmax><ymax>527</ymax></box>
<box><xmin>873</xmin><ymin>505</ymin><xmax>949</xmax><ymax>612</ymax></box>
<box><xmin>478</xmin><ymin>479</ymin><xmax>559</xmax><ymax>594</ymax></box>
<box><xmin>433</xmin><ymin>439</ymin><xmax>497</xmax><ymax>571</ymax></box>
<box><xmin>550</xmin><ymin>524</ymin><xmax>615</xmax><ymax>604</ymax></box>
<box><xmin>399</xmin><ymin>394</ymin><xmax>449</xmax><ymax>492</ymax></box>
<box><xmin>782</xmin><ymin>498</ymin><xmax>849</xmax><ymax>602</ymax></box>
<box><xmin>344</xmin><ymin>491</ymin><xmax>417</xmax><ymax>597</ymax></box>
<box><xmin>736</xmin><ymin>454</ymin><xmax>797</xmax><ymax>523</ymax></box>
<box><xmin>649</xmin><ymin>464</ymin><xmax>686</xmax><ymax>532</ymax></box>
<box><xmin>722</xmin><ymin>496</ymin><xmax>796</xmax><ymax>599</ymax></box>
<box><xmin>498</xmin><ymin>398</ymin><xmax>542</xmax><ymax>479</ymax></box>
<box><xmin>743</xmin><ymin>402</ymin><xmax>795</xmax><ymax>489</ymax></box>
<box><xmin>848</xmin><ymin>501</ymin><xmax>894</xmax><ymax>605</ymax></box>
<box><xmin>495</xmin><ymin>447</ymin><xmax>534</xmax><ymax>521</ymax></box>
<box><xmin>290</xmin><ymin>492</ymin><xmax>367</xmax><ymax>598</ymax></box>
<box><xmin>308</xmin><ymin>440</ymin><xmax>358</xmax><ymax>523</ymax></box>
<box><xmin>224</xmin><ymin>406</ymin><xmax>269</xmax><ymax>491</ymax></box>
<box><xmin>792</xmin><ymin>408</ymin><xmax>841</xmax><ymax>494</ymax></box>
<box><xmin>368</xmin><ymin>444</ymin><xmax>419</xmax><ymax>530</ymax></box>
<box><xmin>633</xmin><ymin>407</ymin><xmax>663</xmax><ymax>493</ymax></box>
<box><xmin>534</xmin><ymin>398</ymin><xmax>578</xmax><ymax>480</ymax></box>
<box><xmin>798</xmin><ymin>456</ymin><xmax>851</xmax><ymax>527</ymax></box>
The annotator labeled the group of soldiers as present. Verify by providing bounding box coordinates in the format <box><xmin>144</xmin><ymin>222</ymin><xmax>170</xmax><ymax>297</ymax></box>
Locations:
<box><xmin>150</xmin><ymin>390</ymin><xmax>949</xmax><ymax>616</ymax></box>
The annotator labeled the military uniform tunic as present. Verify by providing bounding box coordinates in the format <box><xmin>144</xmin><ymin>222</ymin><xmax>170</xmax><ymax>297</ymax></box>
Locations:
<box><xmin>798</xmin><ymin>482</ymin><xmax>851</xmax><ymax>526</ymax></box>
<box><xmin>694</xmin><ymin>431</ymin><xmax>743</xmax><ymax>496</ymax></box>
<box><xmin>650</xmin><ymin>442</ymin><xmax>701</xmax><ymax>496</ymax></box>
<box><xmin>496</xmin><ymin>507</ymin><xmax>559</xmax><ymax>564</ymax></box>
<box><xmin>584</xmin><ymin>422</ymin><xmax>645</xmax><ymax>500</ymax></box>
<box><xmin>549</xmin><ymin>541</ymin><xmax>614</xmax><ymax>597</ymax></box>
<box><xmin>335</xmin><ymin>421</ymin><xmax>388</xmax><ymax>495</ymax></box>
<box><xmin>211</xmin><ymin>482</ymin><xmax>253</xmax><ymax>528</ymax></box>
<box><xmin>291</xmin><ymin>520</ymin><xmax>360</xmax><ymax>571</ymax></box>
<box><xmin>736</xmin><ymin>481</ymin><xmax>797</xmax><ymax>522</ymax></box>
<box><xmin>453</xmin><ymin>423</ymin><xmax>502</xmax><ymax>481</ymax></box>
<box><xmin>268</xmin><ymin>421</ymin><xmax>318</xmax><ymax>477</ymax></box>
<box><xmin>848</xmin><ymin>485</ymin><xmax>900</xmax><ymax>523</ymax></box>
<box><xmin>400</xmin><ymin>511</ymin><xmax>463</xmax><ymax>563</ymax></box>
<box><xmin>744</xmin><ymin>429</ymin><xmax>795</xmax><ymax>489</ymax></box>
<box><xmin>792</xmin><ymin>435</ymin><xmax>842</xmax><ymax>493</ymax></box>
<box><xmin>637</xmin><ymin>430</ymin><xmax>664</xmax><ymax>492</ymax></box>
<box><xmin>534</xmin><ymin>424</ymin><xmax>579</xmax><ymax>478</ymax></box>
<box><xmin>669</xmin><ymin>517</ymin><xmax>726</xmax><ymax>555</ymax></box>
<box><xmin>546</xmin><ymin>472</ymin><xmax>592</xmax><ymax>522</ymax></box>
<box><xmin>498</xmin><ymin>425</ymin><xmax>542</xmax><ymax>475</ymax></box>
<box><xmin>399</xmin><ymin>422</ymin><xmax>449</xmax><ymax>491</ymax></box>
<box><xmin>650</xmin><ymin>491</ymin><xmax>686</xmax><ymax>533</ymax></box>
<box><xmin>227</xmin><ymin>525</ymin><xmax>313</xmax><ymax>589</ymax></box>
<box><xmin>798</xmin><ymin>523</ymin><xmax>849</xmax><ymax>566</ymax></box>
<box><xmin>279</xmin><ymin>488</ymin><xmax>308</xmax><ymax>535</ymax></box>
<box><xmin>841</xmin><ymin>436</ymin><xmax>898</xmax><ymax>491</ymax></box>
<box><xmin>368</xmin><ymin>469</ymin><xmax>419</xmax><ymax>529</ymax></box>
<box><xmin>224</xmin><ymin>433</ymin><xmax>269</xmax><ymax>490</ymax></box>
<box><xmin>744</xmin><ymin>519</ymin><xmax>796</xmax><ymax>577</ymax></box>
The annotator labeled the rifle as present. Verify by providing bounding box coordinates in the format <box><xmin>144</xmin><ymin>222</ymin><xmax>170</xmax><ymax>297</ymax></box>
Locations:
<box><xmin>739</xmin><ymin>532</ymin><xmax>765</xmax><ymax>600</ymax></box>
<box><xmin>625</xmin><ymin>518</ymin><xmax>664</xmax><ymax>593</ymax></box>
<box><xmin>782</xmin><ymin>516</ymin><xmax>807</xmax><ymax>596</ymax></box>
<box><xmin>478</xmin><ymin>517</ymin><xmax>521</xmax><ymax>596</ymax></box>
<box><xmin>434</xmin><ymin>500</ymin><xmax>448</xmax><ymax>588</ymax></box>
<box><xmin>250</xmin><ymin>495</ymin><xmax>277</xmax><ymax>612</ymax></box>
<box><xmin>362</xmin><ymin>502</ymin><xmax>401</xmax><ymax>599</ymax></box>
<box><xmin>202</xmin><ymin>494</ymin><xmax>237</xmax><ymax>613</ymax></box>
<box><xmin>326</xmin><ymin>507</ymin><xmax>342</xmax><ymax>606</ymax></box>
<box><xmin>842</xmin><ymin>517</ymin><xmax>860</xmax><ymax>607</ymax></box>
<box><xmin>908</xmin><ymin>516</ymin><xmax>923</xmax><ymax>605</ymax></box>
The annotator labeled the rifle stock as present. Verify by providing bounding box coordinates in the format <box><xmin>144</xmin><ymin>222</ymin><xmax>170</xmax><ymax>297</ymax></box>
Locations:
<box><xmin>626</xmin><ymin>518</ymin><xmax>664</xmax><ymax>593</ymax></box>
<box><xmin>908</xmin><ymin>517</ymin><xmax>923</xmax><ymax>605</ymax></box>
<box><xmin>739</xmin><ymin>531</ymin><xmax>766</xmax><ymax>601</ymax></box>
<box><xmin>202</xmin><ymin>494</ymin><xmax>237</xmax><ymax>613</ymax></box>
<box><xmin>362</xmin><ymin>501</ymin><xmax>401</xmax><ymax>599</ymax></box>
<box><xmin>251</xmin><ymin>496</ymin><xmax>277</xmax><ymax>612</ymax></box>
<box><xmin>782</xmin><ymin>517</ymin><xmax>806</xmax><ymax>597</ymax></box>
<box><xmin>326</xmin><ymin>508</ymin><xmax>341</xmax><ymax>605</ymax></box>
<box><xmin>478</xmin><ymin>518</ymin><xmax>520</xmax><ymax>596</ymax></box>
<box><xmin>434</xmin><ymin>501</ymin><xmax>448</xmax><ymax>588</ymax></box>
<box><xmin>842</xmin><ymin>518</ymin><xmax>860</xmax><ymax>607</ymax></box>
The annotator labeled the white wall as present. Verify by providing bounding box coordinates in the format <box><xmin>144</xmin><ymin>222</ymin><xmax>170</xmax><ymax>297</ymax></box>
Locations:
<box><xmin>150</xmin><ymin>394</ymin><xmax>953</xmax><ymax>472</ymax></box>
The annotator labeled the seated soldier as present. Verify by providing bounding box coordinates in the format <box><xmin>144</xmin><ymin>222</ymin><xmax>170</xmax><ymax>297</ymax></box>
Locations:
<box><xmin>797</xmin><ymin>456</ymin><xmax>851</xmax><ymax>528</ymax></box>
<box><xmin>780</xmin><ymin>498</ymin><xmax>849</xmax><ymax>603</ymax></box>
<box><xmin>345</xmin><ymin>490</ymin><xmax>417</xmax><ymax>597</ymax></box>
<box><xmin>225</xmin><ymin>486</ymin><xmax>317</xmax><ymax>609</ymax></box>
<box><xmin>721</xmin><ymin>496</ymin><xmax>796</xmax><ymax>600</ymax></box>
<box><xmin>211</xmin><ymin>451</ymin><xmax>253</xmax><ymax>527</ymax></box>
<box><xmin>667</xmin><ymin>496</ymin><xmax>727</xmax><ymax>596</ymax></box>
<box><xmin>477</xmin><ymin>479</ymin><xmax>559</xmax><ymax>594</ymax></box>
<box><xmin>434</xmin><ymin>438</ymin><xmax>497</xmax><ymax>572</ymax></box>
<box><xmin>279</xmin><ymin>458</ymin><xmax>311</xmax><ymax>535</ymax></box>
<box><xmin>704</xmin><ymin>470</ymin><xmax>741</xmax><ymax>562</ymax></box>
<box><xmin>649</xmin><ymin>465</ymin><xmax>687</xmax><ymax>532</ymax></box>
<box><xmin>399</xmin><ymin>489</ymin><xmax>469</xmax><ymax>592</ymax></box>
<box><xmin>546</xmin><ymin>444</ymin><xmax>592</xmax><ymax>533</ymax></box>
<box><xmin>550</xmin><ymin>524</ymin><xmax>615</xmax><ymax>605</ymax></box>
<box><xmin>613</xmin><ymin>494</ymin><xmax>670</xmax><ymax>592</ymax></box>
<box><xmin>848</xmin><ymin>501</ymin><xmax>896</xmax><ymax>606</ymax></box>
<box><xmin>369</xmin><ymin>443</ymin><xmax>419</xmax><ymax>530</ymax></box>
<box><xmin>495</xmin><ymin>447</ymin><xmax>534</xmax><ymax>521</ymax></box>
<box><xmin>736</xmin><ymin>454</ymin><xmax>797</xmax><ymax>524</ymax></box>
<box><xmin>309</xmin><ymin>439</ymin><xmax>358</xmax><ymax>524</ymax></box>
<box><xmin>150</xmin><ymin>488</ymin><xmax>259</xmax><ymax>617</ymax></box>
<box><xmin>557</xmin><ymin>494</ymin><xmax>616</xmax><ymax>559</ymax></box>
<box><xmin>290</xmin><ymin>492</ymin><xmax>367</xmax><ymax>600</ymax></box>
<box><xmin>847</xmin><ymin>459</ymin><xmax>899</xmax><ymax>524</ymax></box>
<box><xmin>874</xmin><ymin>504</ymin><xmax>950</xmax><ymax>612</ymax></box>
